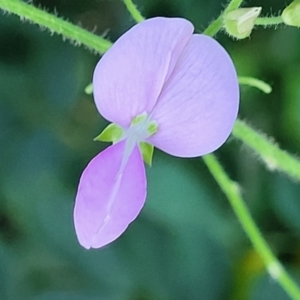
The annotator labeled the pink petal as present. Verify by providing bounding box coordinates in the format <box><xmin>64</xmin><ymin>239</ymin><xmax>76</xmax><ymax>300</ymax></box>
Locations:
<box><xmin>93</xmin><ymin>17</ymin><xmax>194</xmax><ymax>127</ymax></box>
<box><xmin>74</xmin><ymin>140</ymin><xmax>146</xmax><ymax>249</ymax></box>
<box><xmin>148</xmin><ymin>34</ymin><xmax>239</xmax><ymax>157</ymax></box>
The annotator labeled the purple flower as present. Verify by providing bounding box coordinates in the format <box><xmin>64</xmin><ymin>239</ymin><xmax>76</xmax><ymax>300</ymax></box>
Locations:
<box><xmin>74</xmin><ymin>17</ymin><xmax>239</xmax><ymax>249</ymax></box>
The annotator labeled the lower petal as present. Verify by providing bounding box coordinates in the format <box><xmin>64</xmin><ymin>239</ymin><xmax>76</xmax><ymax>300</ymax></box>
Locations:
<box><xmin>74</xmin><ymin>140</ymin><xmax>146</xmax><ymax>249</ymax></box>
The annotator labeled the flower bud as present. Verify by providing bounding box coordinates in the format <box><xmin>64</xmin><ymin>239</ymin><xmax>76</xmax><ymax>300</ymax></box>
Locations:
<box><xmin>224</xmin><ymin>7</ymin><xmax>262</xmax><ymax>39</ymax></box>
<box><xmin>282</xmin><ymin>0</ymin><xmax>300</xmax><ymax>27</ymax></box>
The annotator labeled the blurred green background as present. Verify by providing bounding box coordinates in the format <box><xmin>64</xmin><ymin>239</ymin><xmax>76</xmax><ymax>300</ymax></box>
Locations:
<box><xmin>0</xmin><ymin>0</ymin><xmax>300</xmax><ymax>299</ymax></box>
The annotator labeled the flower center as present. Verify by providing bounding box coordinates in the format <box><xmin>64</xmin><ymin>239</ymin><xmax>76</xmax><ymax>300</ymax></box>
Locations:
<box><xmin>126</xmin><ymin>112</ymin><xmax>158</xmax><ymax>143</ymax></box>
<box><xmin>93</xmin><ymin>112</ymin><xmax>158</xmax><ymax>166</ymax></box>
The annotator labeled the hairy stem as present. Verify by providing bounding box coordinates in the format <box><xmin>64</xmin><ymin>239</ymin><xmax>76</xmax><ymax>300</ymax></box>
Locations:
<box><xmin>203</xmin><ymin>154</ymin><xmax>300</xmax><ymax>300</ymax></box>
<box><xmin>0</xmin><ymin>0</ymin><xmax>112</xmax><ymax>54</ymax></box>
<box><xmin>203</xmin><ymin>0</ymin><xmax>244</xmax><ymax>36</ymax></box>
<box><xmin>233</xmin><ymin>119</ymin><xmax>300</xmax><ymax>182</ymax></box>
<box><xmin>255</xmin><ymin>16</ymin><xmax>284</xmax><ymax>26</ymax></box>
<box><xmin>124</xmin><ymin>0</ymin><xmax>145</xmax><ymax>23</ymax></box>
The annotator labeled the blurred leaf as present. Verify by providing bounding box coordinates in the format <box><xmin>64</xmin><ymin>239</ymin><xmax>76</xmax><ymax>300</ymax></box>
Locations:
<box><xmin>31</xmin><ymin>34</ymin><xmax>87</xmax><ymax>112</ymax></box>
<box><xmin>0</xmin><ymin>241</ymin><xmax>12</xmax><ymax>299</ymax></box>
<box><xmin>2</xmin><ymin>130</ymin><xmax>132</xmax><ymax>297</ymax></box>
<box><xmin>146</xmin><ymin>152</ymin><xmax>232</xmax><ymax>244</ymax></box>
<box><xmin>271</xmin><ymin>174</ymin><xmax>300</xmax><ymax>234</ymax></box>
<box><xmin>32</xmin><ymin>291</ymin><xmax>106</xmax><ymax>300</ymax></box>
<box><xmin>282</xmin><ymin>66</ymin><xmax>300</xmax><ymax>147</ymax></box>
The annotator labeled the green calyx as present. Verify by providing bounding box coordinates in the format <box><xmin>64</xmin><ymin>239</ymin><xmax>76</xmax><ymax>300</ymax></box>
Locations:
<box><xmin>94</xmin><ymin>123</ymin><xmax>124</xmax><ymax>143</ymax></box>
<box><xmin>94</xmin><ymin>112</ymin><xmax>158</xmax><ymax>166</ymax></box>
<box><xmin>147</xmin><ymin>121</ymin><xmax>158</xmax><ymax>136</ymax></box>
<box><xmin>224</xmin><ymin>7</ymin><xmax>262</xmax><ymax>39</ymax></box>
<box><xmin>130</xmin><ymin>112</ymin><xmax>158</xmax><ymax>136</ymax></box>
<box><xmin>282</xmin><ymin>0</ymin><xmax>300</xmax><ymax>27</ymax></box>
<box><xmin>130</xmin><ymin>112</ymin><xmax>158</xmax><ymax>166</ymax></box>
<box><xmin>139</xmin><ymin>142</ymin><xmax>155</xmax><ymax>166</ymax></box>
<box><xmin>131</xmin><ymin>112</ymin><xmax>147</xmax><ymax>125</ymax></box>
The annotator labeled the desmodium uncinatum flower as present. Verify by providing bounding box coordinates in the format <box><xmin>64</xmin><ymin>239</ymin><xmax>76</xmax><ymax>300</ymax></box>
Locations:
<box><xmin>74</xmin><ymin>17</ymin><xmax>239</xmax><ymax>249</ymax></box>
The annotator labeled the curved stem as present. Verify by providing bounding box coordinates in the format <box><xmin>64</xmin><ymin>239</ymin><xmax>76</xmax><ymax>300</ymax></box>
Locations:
<box><xmin>203</xmin><ymin>0</ymin><xmax>244</xmax><ymax>36</ymax></box>
<box><xmin>238</xmin><ymin>76</ymin><xmax>272</xmax><ymax>94</ymax></box>
<box><xmin>203</xmin><ymin>15</ymin><xmax>224</xmax><ymax>37</ymax></box>
<box><xmin>0</xmin><ymin>0</ymin><xmax>112</xmax><ymax>54</ymax></box>
<box><xmin>123</xmin><ymin>0</ymin><xmax>145</xmax><ymax>23</ymax></box>
<box><xmin>203</xmin><ymin>154</ymin><xmax>300</xmax><ymax>300</ymax></box>
<box><xmin>255</xmin><ymin>16</ymin><xmax>284</xmax><ymax>26</ymax></box>
<box><xmin>233</xmin><ymin>119</ymin><xmax>300</xmax><ymax>182</ymax></box>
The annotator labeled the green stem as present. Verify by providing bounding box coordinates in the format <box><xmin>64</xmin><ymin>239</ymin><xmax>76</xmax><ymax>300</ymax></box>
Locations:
<box><xmin>238</xmin><ymin>76</ymin><xmax>272</xmax><ymax>94</ymax></box>
<box><xmin>123</xmin><ymin>0</ymin><xmax>145</xmax><ymax>23</ymax></box>
<box><xmin>255</xmin><ymin>16</ymin><xmax>284</xmax><ymax>26</ymax></box>
<box><xmin>203</xmin><ymin>154</ymin><xmax>300</xmax><ymax>300</ymax></box>
<box><xmin>0</xmin><ymin>0</ymin><xmax>112</xmax><ymax>54</ymax></box>
<box><xmin>233</xmin><ymin>119</ymin><xmax>300</xmax><ymax>182</ymax></box>
<box><xmin>203</xmin><ymin>0</ymin><xmax>244</xmax><ymax>36</ymax></box>
<box><xmin>203</xmin><ymin>15</ymin><xmax>224</xmax><ymax>37</ymax></box>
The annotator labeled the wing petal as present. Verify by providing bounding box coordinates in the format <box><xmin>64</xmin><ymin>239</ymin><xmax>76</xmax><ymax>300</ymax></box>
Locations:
<box><xmin>149</xmin><ymin>35</ymin><xmax>239</xmax><ymax>157</ymax></box>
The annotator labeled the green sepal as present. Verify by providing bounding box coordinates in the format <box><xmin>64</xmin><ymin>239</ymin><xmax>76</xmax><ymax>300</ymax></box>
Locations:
<box><xmin>282</xmin><ymin>0</ymin><xmax>300</xmax><ymax>27</ymax></box>
<box><xmin>84</xmin><ymin>83</ymin><xmax>93</xmax><ymax>95</ymax></box>
<box><xmin>94</xmin><ymin>123</ymin><xmax>124</xmax><ymax>143</ymax></box>
<box><xmin>131</xmin><ymin>112</ymin><xmax>147</xmax><ymax>125</ymax></box>
<box><xmin>224</xmin><ymin>7</ymin><xmax>261</xmax><ymax>39</ymax></box>
<box><xmin>140</xmin><ymin>142</ymin><xmax>154</xmax><ymax>166</ymax></box>
<box><xmin>148</xmin><ymin>121</ymin><xmax>158</xmax><ymax>135</ymax></box>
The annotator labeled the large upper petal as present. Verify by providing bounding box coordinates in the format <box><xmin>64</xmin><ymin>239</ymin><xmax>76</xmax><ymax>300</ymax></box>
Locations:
<box><xmin>148</xmin><ymin>34</ymin><xmax>239</xmax><ymax>157</ymax></box>
<box><xmin>74</xmin><ymin>140</ymin><xmax>146</xmax><ymax>249</ymax></box>
<box><xmin>93</xmin><ymin>17</ymin><xmax>194</xmax><ymax>127</ymax></box>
